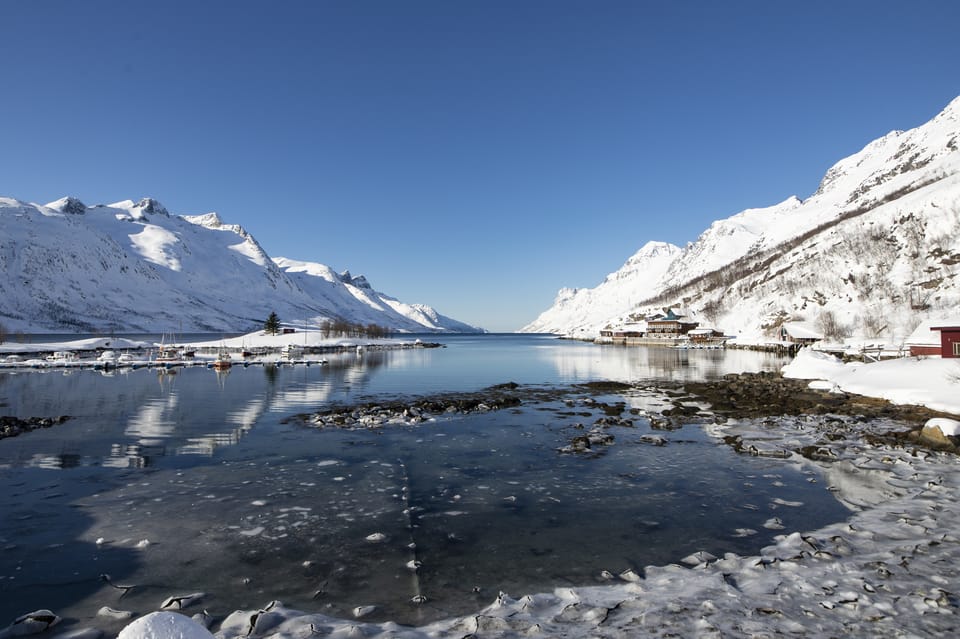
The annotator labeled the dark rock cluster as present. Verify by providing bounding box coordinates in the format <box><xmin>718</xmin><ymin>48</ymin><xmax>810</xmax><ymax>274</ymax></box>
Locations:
<box><xmin>681</xmin><ymin>371</ymin><xmax>949</xmax><ymax>424</ymax></box>
<box><xmin>682</xmin><ymin>371</ymin><xmax>960</xmax><ymax>454</ymax></box>
<box><xmin>288</xmin><ymin>385</ymin><xmax>523</xmax><ymax>430</ymax></box>
<box><xmin>559</xmin><ymin>425</ymin><xmax>616</xmax><ymax>454</ymax></box>
<box><xmin>0</xmin><ymin>415</ymin><xmax>71</xmax><ymax>440</ymax></box>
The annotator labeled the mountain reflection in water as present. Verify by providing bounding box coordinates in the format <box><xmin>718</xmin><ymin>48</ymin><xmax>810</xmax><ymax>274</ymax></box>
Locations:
<box><xmin>0</xmin><ymin>335</ymin><xmax>848</xmax><ymax>628</ymax></box>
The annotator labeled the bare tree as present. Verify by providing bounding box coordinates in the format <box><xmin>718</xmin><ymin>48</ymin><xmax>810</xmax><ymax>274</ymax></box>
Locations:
<box><xmin>817</xmin><ymin>310</ymin><xmax>848</xmax><ymax>341</ymax></box>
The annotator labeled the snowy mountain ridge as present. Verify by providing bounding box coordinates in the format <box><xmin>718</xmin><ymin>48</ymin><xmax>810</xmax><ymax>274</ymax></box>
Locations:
<box><xmin>522</xmin><ymin>96</ymin><xmax>960</xmax><ymax>343</ymax></box>
<box><xmin>0</xmin><ymin>197</ymin><xmax>482</xmax><ymax>334</ymax></box>
<box><xmin>522</xmin><ymin>241</ymin><xmax>683</xmax><ymax>336</ymax></box>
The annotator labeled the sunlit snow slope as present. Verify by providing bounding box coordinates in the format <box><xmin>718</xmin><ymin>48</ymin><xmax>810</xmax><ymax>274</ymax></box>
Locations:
<box><xmin>522</xmin><ymin>96</ymin><xmax>960</xmax><ymax>343</ymax></box>
<box><xmin>0</xmin><ymin>197</ymin><xmax>482</xmax><ymax>333</ymax></box>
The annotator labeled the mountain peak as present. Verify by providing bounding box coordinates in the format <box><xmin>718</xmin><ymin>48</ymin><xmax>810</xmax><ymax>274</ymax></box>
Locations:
<box><xmin>46</xmin><ymin>196</ymin><xmax>87</xmax><ymax>215</ymax></box>
<box><xmin>0</xmin><ymin>197</ymin><xmax>481</xmax><ymax>333</ymax></box>
<box><xmin>523</xmin><ymin>94</ymin><xmax>960</xmax><ymax>339</ymax></box>
<box><xmin>184</xmin><ymin>212</ymin><xmax>224</xmax><ymax>229</ymax></box>
<box><xmin>134</xmin><ymin>198</ymin><xmax>169</xmax><ymax>217</ymax></box>
<box><xmin>339</xmin><ymin>270</ymin><xmax>371</xmax><ymax>289</ymax></box>
<box><xmin>629</xmin><ymin>240</ymin><xmax>682</xmax><ymax>261</ymax></box>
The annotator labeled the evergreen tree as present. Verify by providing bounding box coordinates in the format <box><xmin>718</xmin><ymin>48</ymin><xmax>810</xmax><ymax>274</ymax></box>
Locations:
<box><xmin>264</xmin><ymin>312</ymin><xmax>280</xmax><ymax>335</ymax></box>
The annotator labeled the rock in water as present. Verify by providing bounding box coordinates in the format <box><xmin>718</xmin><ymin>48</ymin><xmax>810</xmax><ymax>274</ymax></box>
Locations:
<box><xmin>920</xmin><ymin>418</ymin><xmax>960</xmax><ymax>448</ymax></box>
<box><xmin>97</xmin><ymin>608</ymin><xmax>135</xmax><ymax>620</ymax></box>
<box><xmin>0</xmin><ymin>610</ymin><xmax>60</xmax><ymax>638</ymax></box>
<box><xmin>117</xmin><ymin>612</ymin><xmax>214</xmax><ymax>639</ymax></box>
<box><xmin>160</xmin><ymin>594</ymin><xmax>205</xmax><ymax>610</ymax></box>
<box><xmin>352</xmin><ymin>606</ymin><xmax>376</xmax><ymax>618</ymax></box>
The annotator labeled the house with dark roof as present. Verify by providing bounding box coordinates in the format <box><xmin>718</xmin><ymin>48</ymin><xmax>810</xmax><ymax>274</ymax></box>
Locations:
<box><xmin>646</xmin><ymin>309</ymin><xmax>698</xmax><ymax>338</ymax></box>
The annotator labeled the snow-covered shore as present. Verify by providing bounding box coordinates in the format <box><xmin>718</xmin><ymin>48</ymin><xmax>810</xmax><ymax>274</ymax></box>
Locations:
<box><xmin>0</xmin><ymin>337</ymin><xmax>150</xmax><ymax>355</ymax></box>
<box><xmin>94</xmin><ymin>407</ymin><xmax>960</xmax><ymax>638</ymax></box>
<box><xmin>6</xmin><ymin>347</ymin><xmax>960</xmax><ymax>639</ymax></box>
<box><xmin>0</xmin><ymin>330</ymin><xmax>430</xmax><ymax>356</ymax></box>
<box><xmin>85</xmin><ymin>362</ymin><xmax>960</xmax><ymax>636</ymax></box>
<box><xmin>782</xmin><ymin>348</ymin><xmax>960</xmax><ymax>416</ymax></box>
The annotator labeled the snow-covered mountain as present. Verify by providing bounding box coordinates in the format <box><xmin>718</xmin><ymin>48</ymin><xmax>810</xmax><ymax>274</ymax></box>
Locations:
<box><xmin>521</xmin><ymin>241</ymin><xmax>682</xmax><ymax>338</ymax></box>
<box><xmin>522</xmin><ymin>96</ymin><xmax>960</xmax><ymax>343</ymax></box>
<box><xmin>0</xmin><ymin>197</ymin><xmax>482</xmax><ymax>333</ymax></box>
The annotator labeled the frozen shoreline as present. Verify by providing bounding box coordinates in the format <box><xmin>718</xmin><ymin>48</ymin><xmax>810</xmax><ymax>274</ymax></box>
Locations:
<box><xmin>37</xmin><ymin>391</ymin><xmax>956</xmax><ymax>638</ymax></box>
<box><xmin>782</xmin><ymin>347</ymin><xmax>960</xmax><ymax>416</ymax></box>
<box><xmin>82</xmin><ymin>411</ymin><xmax>958</xmax><ymax>639</ymax></box>
<box><xmin>5</xmin><ymin>348</ymin><xmax>959</xmax><ymax>638</ymax></box>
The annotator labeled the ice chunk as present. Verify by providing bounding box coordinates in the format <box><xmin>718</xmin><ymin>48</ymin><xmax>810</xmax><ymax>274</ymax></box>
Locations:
<box><xmin>2</xmin><ymin>610</ymin><xmax>61</xmax><ymax>637</ymax></box>
<box><xmin>97</xmin><ymin>608</ymin><xmax>134</xmax><ymax>620</ymax></box>
<box><xmin>681</xmin><ymin>551</ymin><xmax>717</xmax><ymax>566</ymax></box>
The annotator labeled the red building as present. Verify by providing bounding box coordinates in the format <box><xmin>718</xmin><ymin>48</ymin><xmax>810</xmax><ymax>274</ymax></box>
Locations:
<box><xmin>932</xmin><ymin>325</ymin><xmax>960</xmax><ymax>358</ymax></box>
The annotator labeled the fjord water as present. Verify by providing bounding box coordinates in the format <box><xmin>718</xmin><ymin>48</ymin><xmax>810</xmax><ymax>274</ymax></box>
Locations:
<box><xmin>0</xmin><ymin>335</ymin><xmax>850</xmax><ymax>628</ymax></box>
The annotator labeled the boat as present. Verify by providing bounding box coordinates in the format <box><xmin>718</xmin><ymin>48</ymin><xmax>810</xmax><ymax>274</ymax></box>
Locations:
<box><xmin>156</xmin><ymin>347</ymin><xmax>179</xmax><ymax>360</ymax></box>
<box><xmin>280</xmin><ymin>344</ymin><xmax>303</xmax><ymax>361</ymax></box>
<box><xmin>96</xmin><ymin>350</ymin><xmax>119</xmax><ymax>368</ymax></box>
<box><xmin>155</xmin><ymin>335</ymin><xmax>181</xmax><ymax>362</ymax></box>
<box><xmin>211</xmin><ymin>350</ymin><xmax>233</xmax><ymax>370</ymax></box>
<box><xmin>46</xmin><ymin>351</ymin><xmax>79</xmax><ymax>363</ymax></box>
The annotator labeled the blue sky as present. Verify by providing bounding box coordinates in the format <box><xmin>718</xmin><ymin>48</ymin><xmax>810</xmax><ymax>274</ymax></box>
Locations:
<box><xmin>2</xmin><ymin>1</ymin><xmax>959</xmax><ymax>332</ymax></box>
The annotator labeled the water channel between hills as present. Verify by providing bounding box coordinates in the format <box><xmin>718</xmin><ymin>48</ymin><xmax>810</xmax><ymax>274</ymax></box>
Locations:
<box><xmin>0</xmin><ymin>334</ymin><xmax>853</xmax><ymax>629</ymax></box>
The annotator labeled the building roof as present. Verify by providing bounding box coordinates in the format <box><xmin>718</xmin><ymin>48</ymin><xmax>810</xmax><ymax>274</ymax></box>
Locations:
<box><xmin>688</xmin><ymin>327</ymin><xmax>717</xmax><ymax>335</ymax></box>
<box><xmin>906</xmin><ymin>317</ymin><xmax>960</xmax><ymax>346</ymax></box>
<box><xmin>781</xmin><ymin>322</ymin><xmax>823</xmax><ymax>340</ymax></box>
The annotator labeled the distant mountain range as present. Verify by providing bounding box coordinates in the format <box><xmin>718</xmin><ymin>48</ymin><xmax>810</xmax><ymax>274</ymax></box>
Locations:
<box><xmin>0</xmin><ymin>197</ymin><xmax>482</xmax><ymax>333</ymax></box>
<box><xmin>522</xmin><ymin>96</ymin><xmax>960</xmax><ymax>344</ymax></box>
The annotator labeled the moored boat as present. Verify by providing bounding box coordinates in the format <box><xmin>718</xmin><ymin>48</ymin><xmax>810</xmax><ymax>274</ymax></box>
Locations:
<box><xmin>281</xmin><ymin>344</ymin><xmax>303</xmax><ymax>361</ymax></box>
<box><xmin>46</xmin><ymin>351</ymin><xmax>79</xmax><ymax>363</ymax></box>
<box><xmin>211</xmin><ymin>350</ymin><xmax>233</xmax><ymax>370</ymax></box>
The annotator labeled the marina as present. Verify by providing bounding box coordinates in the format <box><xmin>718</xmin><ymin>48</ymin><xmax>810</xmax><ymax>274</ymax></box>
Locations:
<box><xmin>0</xmin><ymin>332</ymin><xmax>444</xmax><ymax>372</ymax></box>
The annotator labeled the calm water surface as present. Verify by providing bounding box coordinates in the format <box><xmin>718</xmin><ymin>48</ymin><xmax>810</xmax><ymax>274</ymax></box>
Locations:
<box><xmin>0</xmin><ymin>335</ymin><xmax>850</xmax><ymax>629</ymax></box>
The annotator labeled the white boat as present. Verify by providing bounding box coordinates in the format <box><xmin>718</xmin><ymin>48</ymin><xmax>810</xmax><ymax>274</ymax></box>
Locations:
<box><xmin>212</xmin><ymin>350</ymin><xmax>233</xmax><ymax>370</ymax></box>
<box><xmin>46</xmin><ymin>351</ymin><xmax>79</xmax><ymax>363</ymax></box>
<box><xmin>281</xmin><ymin>344</ymin><xmax>303</xmax><ymax>361</ymax></box>
<box><xmin>156</xmin><ymin>348</ymin><xmax>181</xmax><ymax>362</ymax></box>
<box><xmin>156</xmin><ymin>333</ymin><xmax>195</xmax><ymax>362</ymax></box>
<box><xmin>155</xmin><ymin>334</ymin><xmax>181</xmax><ymax>362</ymax></box>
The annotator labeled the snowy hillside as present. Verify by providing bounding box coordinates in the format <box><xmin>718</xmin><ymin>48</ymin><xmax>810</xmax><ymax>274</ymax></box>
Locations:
<box><xmin>522</xmin><ymin>96</ymin><xmax>960</xmax><ymax>344</ymax></box>
<box><xmin>272</xmin><ymin>257</ymin><xmax>479</xmax><ymax>333</ymax></box>
<box><xmin>0</xmin><ymin>197</ymin><xmax>482</xmax><ymax>334</ymax></box>
<box><xmin>522</xmin><ymin>241</ymin><xmax>682</xmax><ymax>339</ymax></box>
